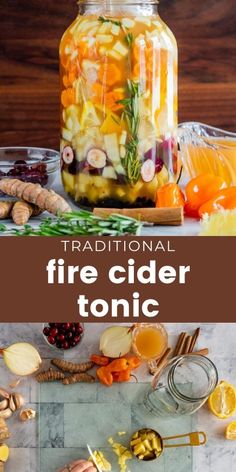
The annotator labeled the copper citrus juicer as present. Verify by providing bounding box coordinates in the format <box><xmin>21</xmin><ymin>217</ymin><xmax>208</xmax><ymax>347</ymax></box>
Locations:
<box><xmin>130</xmin><ymin>428</ymin><xmax>207</xmax><ymax>461</ymax></box>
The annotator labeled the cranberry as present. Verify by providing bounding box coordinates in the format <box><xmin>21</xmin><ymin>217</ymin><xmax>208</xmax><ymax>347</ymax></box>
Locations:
<box><xmin>31</xmin><ymin>162</ymin><xmax>47</xmax><ymax>173</ymax></box>
<box><xmin>7</xmin><ymin>168</ymin><xmax>19</xmax><ymax>177</ymax></box>
<box><xmin>48</xmin><ymin>336</ymin><xmax>56</xmax><ymax>345</ymax></box>
<box><xmin>155</xmin><ymin>158</ymin><xmax>164</xmax><ymax>174</ymax></box>
<box><xmin>71</xmin><ymin>326</ymin><xmax>76</xmax><ymax>333</ymax></box>
<box><xmin>49</xmin><ymin>323</ymin><xmax>55</xmax><ymax>327</ymax></box>
<box><xmin>56</xmin><ymin>341</ymin><xmax>63</xmax><ymax>349</ymax></box>
<box><xmin>62</xmin><ymin>323</ymin><xmax>71</xmax><ymax>331</ymax></box>
<box><xmin>69</xmin><ymin>340</ymin><xmax>77</xmax><ymax>348</ymax></box>
<box><xmin>14</xmin><ymin>160</ymin><xmax>28</xmax><ymax>173</ymax></box>
<box><xmin>62</xmin><ymin>341</ymin><xmax>70</xmax><ymax>350</ymax></box>
<box><xmin>66</xmin><ymin>332</ymin><xmax>73</xmax><ymax>340</ymax></box>
<box><xmin>54</xmin><ymin>323</ymin><xmax>62</xmax><ymax>328</ymax></box>
<box><xmin>57</xmin><ymin>333</ymin><xmax>65</xmax><ymax>342</ymax></box>
<box><xmin>73</xmin><ymin>335</ymin><xmax>81</xmax><ymax>345</ymax></box>
<box><xmin>50</xmin><ymin>328</ymin><xmax>58</xmax><ymax>337</ymax></box>
<box><xmin>0</xmin><ymin>170</ymin><xmax>6</xmax><ymax>177</ymax></box>
<box><xmin>43</xmin><ymin>327</ymin><xmax>50</xmax><ymax>337</ymax></box>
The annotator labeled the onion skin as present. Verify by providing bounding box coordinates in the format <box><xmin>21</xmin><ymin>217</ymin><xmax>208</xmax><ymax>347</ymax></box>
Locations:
<box><xmin>99</xmin><ymin>326</ymin><xmax>132</xmax><ymax>358</ymax></box>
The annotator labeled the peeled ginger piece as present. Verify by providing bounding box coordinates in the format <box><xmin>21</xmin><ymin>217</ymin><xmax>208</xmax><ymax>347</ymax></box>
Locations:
<box><xmin>199</xmin><ymin>210</ymin><xmax>236</xmax><ymax>236</ymax></box>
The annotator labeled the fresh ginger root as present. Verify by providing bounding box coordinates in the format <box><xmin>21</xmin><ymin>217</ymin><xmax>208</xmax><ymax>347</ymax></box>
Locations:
<box><xmin>11</xmin><ymin>201</ymin><xmax>43</xmax><ymax>225</ymax></box>
<box><xmin>0</xmin><ymin>420</ymin><xmax>10</xmax><ymax>442</ymax></box>
<box><xmin>62</xmin><ymin>373</ymin><xmax>95</xmax><ymax>385</ymax></box>
<box><xmin>0</xmin><ymin>179</ymin><xmax>71</xmax><ymax>215</ymax></box>
<box><xmin>51</xmin><ymin>358</ymin><xmax>94</xmax><ymax>374</ymax></box>
<box><xmin>35</xmin><ymin>368</ymin><xmax>65</xmax><ymax>383</ymax></box>
<box><xmin>0</xmin><ymin>202</ymin><xmax>13</xmax><ymax>219</ymax></box>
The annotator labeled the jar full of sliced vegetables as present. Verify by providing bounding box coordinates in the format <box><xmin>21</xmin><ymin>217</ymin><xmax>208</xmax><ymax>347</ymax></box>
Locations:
<box><xmin>60</xmin><ymin>0</ymin><xmax>178</xmax><ymax>208</ymax></box>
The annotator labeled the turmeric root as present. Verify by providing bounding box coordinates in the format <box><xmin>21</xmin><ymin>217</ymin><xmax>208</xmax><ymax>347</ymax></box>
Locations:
<box><xmin>0</xmin><ymin>202</ymin><xmax>13</xmax><ymax>219</ymax></box>
<box><xmin>51</xmin><ymin>358</ymin><xmax>94</xmax><ymax>374</ymax></box>
<box><xmin>11</xmin><ymin>201</ymin><xmax>43</xmax><ymax>225</ymax></box>
<box><xmin>0</xmin><ymin>419</ymin><xmax>10</xmax><ymax>442</ymax></box>
<box><xmin>62</xmin><ymin>373</ymin><xmax>95</xmax><ymax>385</ymax></box>
<box><xmin>35</xmin><ymin>368</ymin><xmax>65</xmax><ymax>383</ymax></box>
<box><xmin>0</xmin><ymin>179</ymin><xmax>71</xmax><ymax>215</ymax></box>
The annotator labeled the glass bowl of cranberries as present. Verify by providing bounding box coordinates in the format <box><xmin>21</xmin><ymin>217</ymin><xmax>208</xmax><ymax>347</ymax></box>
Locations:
<box><xmin>0</xmin><ymin>147</ymin><xmax>60</xmax><ymax>194</ymax></box>
<box><xmin>42</xmin><ymin>322</ymin><xmax>84</xmax><ymax>351</ymax></box>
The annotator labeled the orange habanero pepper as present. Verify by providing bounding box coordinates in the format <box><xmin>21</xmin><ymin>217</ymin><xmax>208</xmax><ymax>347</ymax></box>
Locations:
<box><xmin>96</xmin><ymin>366</ymin><xmax>113</xmax><ymax>386</ymax></box>
<box><xmin>90</xmin><ymin>354</ymin><xmax>110</xmax><ymax>366</ymax></box>
<box><xmin>156</xmin><ymin>183</ymin><xmax>185</xmax><ymax>208</ymax></box>
<box><xmin>113</xmin><ymin>368</ymin><xmax>132</xmax><ymax>383</ymax></box>
<box><xmin>106</xmin><ymin>358</ymin><xmax>129</xmax><ymax>373</ymax></box>
<box><xmin>185</xmin><ymin>174</ymin><xmax>227</xmax><ymax>218</ymax></box>
<box><xmin>199</xmin><ymin>187</ymin><xmax>236</xmax><ymax>217</ymax></box>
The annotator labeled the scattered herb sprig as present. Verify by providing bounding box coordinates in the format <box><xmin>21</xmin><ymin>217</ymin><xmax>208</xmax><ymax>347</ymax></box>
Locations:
<box><xmin>0</xmin><ymin>211</ymin><xmax>142</xmax><ymax>236</ymax></box>
<box><xmin>118</xmin><ymin>80</ymin><xmax>141</xmax><ymax>185</ymax></box>
<box><xmin>98</xmin><ymin>16</ymin><xmax>134</xmax><ymax>48</ymax></box>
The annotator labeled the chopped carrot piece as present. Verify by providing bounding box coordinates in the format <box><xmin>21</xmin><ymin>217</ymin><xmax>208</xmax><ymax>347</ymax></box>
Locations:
<box><xmin>98</xmin><ymin>63</ymin><xmax>122</xmax><ymax>86</ymax></box>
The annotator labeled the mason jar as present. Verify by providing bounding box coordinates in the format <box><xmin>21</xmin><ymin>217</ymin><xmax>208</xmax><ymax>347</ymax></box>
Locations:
<box><xmin>60</xmin><ymin>0</ymin><xmax>178</xmax><ymax>208</ymax></box>
<box><xmin>144</xmin><ymin>355</ymin><xmax>218</xmax><ymax>418</ymax></box>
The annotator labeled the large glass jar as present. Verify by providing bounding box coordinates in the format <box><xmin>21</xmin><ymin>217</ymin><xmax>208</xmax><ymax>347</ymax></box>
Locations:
<box><xmin>60</xmin><ymin>0</ymin><xmax>178</xmax><ymax>208</ymax></box>
<box><xmin>144</xmin><ymin>355</ymin><xmax>218</xmax><ymax>418</ymax></box>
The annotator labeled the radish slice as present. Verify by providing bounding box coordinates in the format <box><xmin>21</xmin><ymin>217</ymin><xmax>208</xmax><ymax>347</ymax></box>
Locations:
<box><xmin>100</xmin><ymin>326</ymin><xmax>132</xmax><ymax>358</ymax></box>
<box><xmin>62</xmin><ymin>146</ymin><xmax>74</xmax><ymax>165</ymax></box>
<box><xmin>87</xmin><ymin>148</ymin><xmax>107</xmax><ymax>169</ymax></box>
<box><xmin>141</xmin><ymin>159</ymin><xmax>155</xmax><ymax>182</ymax></box>
<box><xmin>0</xmin><ymin>343</ymin><xmax>42</xmax><ymax>376</ymax></box>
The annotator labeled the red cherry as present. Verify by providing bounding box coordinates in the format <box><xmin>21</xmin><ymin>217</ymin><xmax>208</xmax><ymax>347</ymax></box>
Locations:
<box><xmin>43</xmin><ymin>327</ymin><xmax>50</xmax><ymax>336</ymax></box>
<box><xmin>73</xmin><ymin>335</ymin><xmax>81</xmax><ymax>345</ymax></box>
<box><xmin>50</xmin><ymin>328</ymin><xmax>58</xmax><ymax>337</ymax></box>
<box><xmin>48</xmin><ymin>336</ymin><xmax>56</xmax><ymax>345</ymax></box>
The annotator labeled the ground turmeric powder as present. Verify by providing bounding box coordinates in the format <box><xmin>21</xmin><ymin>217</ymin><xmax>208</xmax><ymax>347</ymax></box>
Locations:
<box><xmin>62</xmin><ymin>373</ymin><xmax>95</xmax><ymax>385</ymax></box>
<box><xmin>0</xmin><ymin>202</ymin><xmax>13</xmax><ymax>219</ymax></box>
<box><xmin>0</xmin><ymin>179</ymin><xmax>71</xmax><ymax>215</ymax></box>
<box><xmin>51</xmin><ymin>358</ymin><xmax>94</xmax><ymax>373</ymax></box>
<box><xmin>35</xmin><ymin>368</ymin><xmax>65</xmax><ymax>383</ymax></box>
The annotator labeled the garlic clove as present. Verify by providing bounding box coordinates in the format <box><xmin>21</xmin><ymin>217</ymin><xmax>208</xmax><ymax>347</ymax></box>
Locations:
<box><xmin>19</xmin><ymin>408</ymin><xmax>36</xmax><ymax>422</ymax></box>
<box><xmin>9</xmin><ymin>396</ymin><xmax>16</xmax><ymax>412</ymax></box>
<box><xmin>0</xmin><ymin>388</ymin><xmax>9</xmax><ymax>400</ymax></box>
<box><xmin>0</xmin><ymin>400</ymin><xmax>8</xmax><ymax>411</ymax></box>
<box><xmin>0</xmin><ymin>409</ymin><xmax>12</xmax><ymax>419</ymax></box>
<box><xmin>12</xmin><ymin>393</ymin><xmax>24</xmax><ymax>410</ymax></box>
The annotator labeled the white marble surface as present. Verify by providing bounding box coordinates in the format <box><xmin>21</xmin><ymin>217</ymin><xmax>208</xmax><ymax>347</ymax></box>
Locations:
<box><xmin>0</xmin><ymin>172</ymin><xmax>201</xmax><ymax>236</ymax></box>
<box><xmin>0</xmin><ymin>323</ymin><xmax>235</xmax><ymax>472</ymax></box>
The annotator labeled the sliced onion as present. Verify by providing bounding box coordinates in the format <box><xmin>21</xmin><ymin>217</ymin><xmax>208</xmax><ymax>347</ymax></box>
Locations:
<box><xmin>99</xmin><ymin>326</ymin><xmax>132</xmax><ymax>358</ymax></box>
<box><xmin>1</xmin><ymin>342</ymin><xmax>42</xmax><ymax>376</ymax></box>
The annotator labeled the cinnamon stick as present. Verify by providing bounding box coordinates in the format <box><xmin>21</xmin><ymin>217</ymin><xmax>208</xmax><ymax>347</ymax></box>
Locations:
<box><xmin>189</xmin><ymin>327</ymin><xmax>201</xmax><ymax>352</ymax></box>
<box><xmin>183</xmin><ymin>335</ymin><xmax>192</xmax><ymax>354</ymax></box>
<box><xmin>93</xmin><ymin>207</ymin><xmax>184</xmax><ymax>226</ymax></box>
<box><xmin>188</xmin><ymin>348</ymin><xmax>209</xmax><ymax>357</ymax></box>
<box><xmin>151</xmin><ymin>348</ymin><xmax>172</xmax><ymax>389</ymax></box>
<box><xmin>173</xmin><ymin>332</ymin><xmax>187</xmax><ymax>357</ymax></box>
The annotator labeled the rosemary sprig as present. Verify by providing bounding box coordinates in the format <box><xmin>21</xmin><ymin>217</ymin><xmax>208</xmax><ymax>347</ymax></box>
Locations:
<box><xmin>118</xmin><ymin>80</ymin><xmax>141</xmax><ymax>185</ymax></box>
<box><xmin>0</xmin><ymin>211</ymin><xmax>142</xmax><ymax>236</ymax></box>
<box><xmin>98</xmin><ymin>16</ymin><xmax>134</xmax><ymax>48</ymax></box>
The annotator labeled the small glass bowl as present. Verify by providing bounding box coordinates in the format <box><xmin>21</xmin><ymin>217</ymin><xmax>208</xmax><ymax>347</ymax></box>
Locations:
<box><xmin>132</xmin><ymin>323</ymin><xmax>168</xmax><ymax>361</ymax></box>
<box><xmin>42</xmin><ymin>322</ymin><xmax>85</xmax><ymax>352</ymax></box>
<box><xmin>0</xmin><ymin>147</ymin><xmax>60</xmax><ymax>198</ymax></box>
<box><xmin>178</xmin><ymin>122</ymin><xmax>236</xmax><ymax>186</ymax></box>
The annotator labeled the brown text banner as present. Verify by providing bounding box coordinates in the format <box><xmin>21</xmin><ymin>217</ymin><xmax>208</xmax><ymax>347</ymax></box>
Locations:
<box><xmin>0</xmin><ymin>237</ymin><xmax>234</xmax><ymax>323</ymax></box>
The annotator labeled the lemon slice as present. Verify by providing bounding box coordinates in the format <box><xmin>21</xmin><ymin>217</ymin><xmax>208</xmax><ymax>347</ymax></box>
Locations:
<box><xmin>226</xmin><ymin>421</ymin><xmax>236</xmax><ymax>440</ymax></box>
<box><xmin>208</xmin><ymin>381</ymin><xmax>236</xmax><ymax>419</ymax></box>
